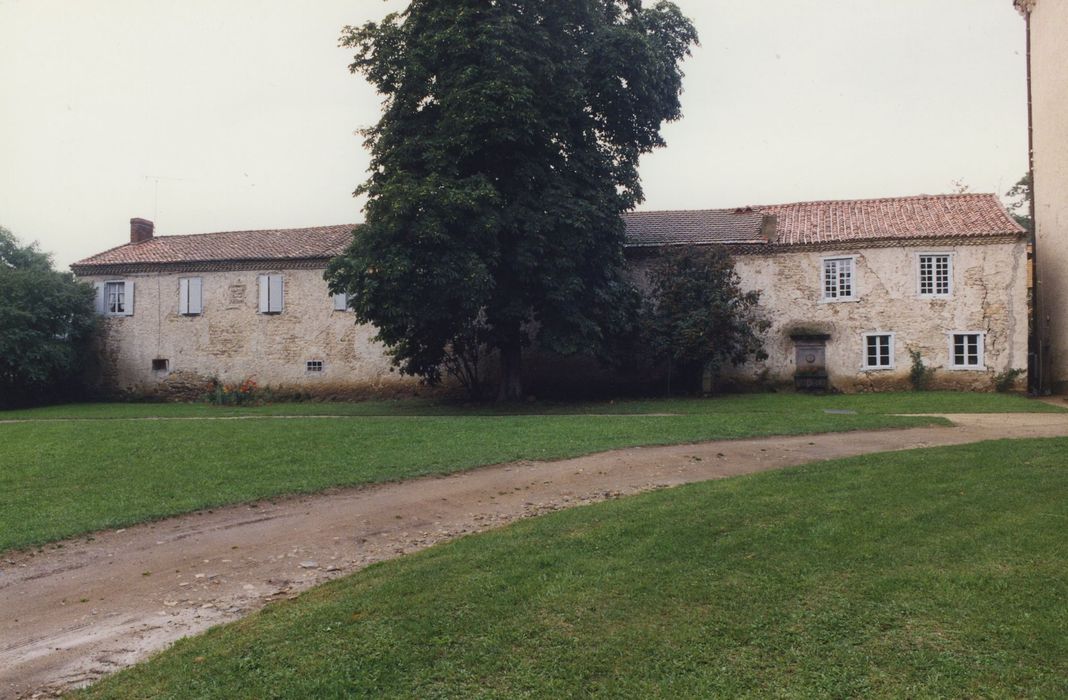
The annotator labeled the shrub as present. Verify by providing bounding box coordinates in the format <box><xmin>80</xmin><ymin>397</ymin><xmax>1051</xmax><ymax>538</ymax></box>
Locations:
<box><xmin>206</xmin><ymin>377</ymin><xmax>261</xmax><ymax>406</ymax></box>
<box><xmin>993</xmin><ymin>368</ymin><xmax>1025</xmax><ymax>393</ymax></box>
<box><xmin>909</xmin><ymin>350</ymin><xmax>936</xmax><ymax>391</ymax></box>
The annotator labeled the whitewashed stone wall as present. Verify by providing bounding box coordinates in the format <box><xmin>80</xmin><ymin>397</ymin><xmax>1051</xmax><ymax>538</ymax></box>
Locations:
<box><xmin>81</xmin><ymin>239</ymin><xmax>1027</xmax><ymax>396</ymax></box>
<box><xmin>79</xmin><ymin>267</ymin><xmax>419</xmax><ymax>396</ymax></box>
<box><xmin>723</xmin><ymin>241</ymin><xmax>1029</xmax><ymax>391</ymax></box>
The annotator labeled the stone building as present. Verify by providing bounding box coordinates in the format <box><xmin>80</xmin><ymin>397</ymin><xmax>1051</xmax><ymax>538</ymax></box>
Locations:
<box><xmin>1015</xmin><ymin>0</ymin><xmax>1068</xmax><ymax>393</ymax></box>
<box><xmin>72</xmin><ymin>193</ymin><xmax>1027</xmax><ymax>396</ymax></box>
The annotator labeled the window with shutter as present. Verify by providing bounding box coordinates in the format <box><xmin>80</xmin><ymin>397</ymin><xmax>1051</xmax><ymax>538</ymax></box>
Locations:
<box><xmin>332</xmin><ymin>292</ymin><xmax>349</xmax><ymax>311</ymax></box>
<box><xmin>180</xmin><ymin>277</ymin><xmax>203</xmax><ymax>315</ymax></box>
<box><xmin>258</xmin><ymin>274</ymin><xmax>284</xmax><ymax>314</ymax></box>
<box><xmin>100</xmin><ymin>280</ymin><xmax>134</xmax><ymax>316</ymax></box>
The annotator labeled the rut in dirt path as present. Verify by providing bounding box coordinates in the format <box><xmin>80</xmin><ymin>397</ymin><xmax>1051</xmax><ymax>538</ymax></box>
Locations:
<box><xmin>2</xmin><ymin>412</ymin><xmax>1067</xmax><ymax>699</ymax></box>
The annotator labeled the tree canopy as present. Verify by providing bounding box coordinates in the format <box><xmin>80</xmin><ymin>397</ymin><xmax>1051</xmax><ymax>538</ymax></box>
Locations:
<box><xmin>327</xmin><ymin>0</ymin><xmax>698</xmax><ymax>400</ymax></box>
<box><xmin>0</xmin><ymin>227</ymin><xmax>96</xmax><ymax>406</ymax></box>
<box><xmin>641</xmin><ymin>246</ymin><xmax>769</xmax><ymax>394</ymax></box>
<box><xmin>1005</xmin><ymin>173</ymin><xmax>1033</xmax><ymax>237</ymax></box>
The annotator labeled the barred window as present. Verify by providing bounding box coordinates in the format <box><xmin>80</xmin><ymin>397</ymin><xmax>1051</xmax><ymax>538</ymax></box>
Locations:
<box><xmin>306</xmin><ymin>360</ymin><xmax>324</xmax><ymax>373</ymax></box>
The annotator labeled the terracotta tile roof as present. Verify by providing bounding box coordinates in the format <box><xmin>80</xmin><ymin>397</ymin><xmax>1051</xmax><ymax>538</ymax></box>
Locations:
<box><xmin>71</xmin><ymin>194</ymin><xmax>1023</xmax><ymax>273</ymax></box>
<box><xmin>755</xmin><ymin>193</ymin><xmax>1024</xmax><ymax>246</ymax></box>
<box><xmin>72</xmin><ymin>225</ymin><xmax>356</xmax><ymax>272</ymax></box>
<box><xmin>622</xmin><ymin>209</ymin><xmax>768</xmax><ymax>247</ymax></box>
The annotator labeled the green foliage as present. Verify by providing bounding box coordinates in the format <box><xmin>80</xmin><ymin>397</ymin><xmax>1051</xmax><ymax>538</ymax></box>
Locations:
<box><xmin>205</xmin><ymin>377</ymin><xmax>263</xmax><ymax>406</ymax></box>
<box><xmin>0</xmin><ymin>226</ymin><xmax>96</xmax><ymax>407</ymax></box>
<box><xmin>1005</xmin><ymin>172</ymin><xmax>1033</xmax><ymax>236</ymax></box>
<box><xmin>81</xmin><ymin>438</ymin><xmax>1068</xmax><ymax>698</ymax></box>
<box><xmin>326</xmin><ymin>0</ymin><xmax>698</xmax><ymax>400</ymax></box>
<box><xmin>641</xmin><ymin>246</ymin><xmax>769</xmax><ymax>393</ymax></box>
<box><xmin>993</xmin><ymin>367</ymin><xmax>1026</xmax><ymax>393</ymax></box>
<box><xmin>908</xmin><ymin>349</ymin><xmax>935</xmax><ymax>391</ymax></box>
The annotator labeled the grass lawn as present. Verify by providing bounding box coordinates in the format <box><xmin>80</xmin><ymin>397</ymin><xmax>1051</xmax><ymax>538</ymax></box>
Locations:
<box><xmin>0</xmin><ymin>390</ymin><xmax>1062</xmax><ymax>419</ymax></box>
<box><xmin>79</xmin><ymin>438</ymin><xmax>1068</xmax><ymax>699</ymax></box>
<box><xmin>0</xmin><ymin>392</ymin><xmax>968</xmax><ymax>551</ymax></box>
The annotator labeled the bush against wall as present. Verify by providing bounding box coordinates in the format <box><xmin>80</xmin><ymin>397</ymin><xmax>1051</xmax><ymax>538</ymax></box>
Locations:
<box><xmin>0</xmin><ymin>227</ymin><xmax>96</xmax><ymax>407</ymax></box>
<box><xmin>640</xmin><ymin>246</ymin><xmax>769</xmax><ymax>394</ymax></box>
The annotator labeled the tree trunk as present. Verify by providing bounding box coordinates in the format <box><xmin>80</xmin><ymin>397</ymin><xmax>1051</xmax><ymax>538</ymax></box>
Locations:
<box><xmin>497</xmin><ymin>340</ymin><xmax>524</xmax><ymax>402</ymax></box>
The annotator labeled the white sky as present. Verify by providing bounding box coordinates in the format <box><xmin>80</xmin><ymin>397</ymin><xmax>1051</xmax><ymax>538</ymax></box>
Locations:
<box><xmin>0</xmin><ymin>0</ymin><xmax>1028</xmax><ymax>270</ymax></box>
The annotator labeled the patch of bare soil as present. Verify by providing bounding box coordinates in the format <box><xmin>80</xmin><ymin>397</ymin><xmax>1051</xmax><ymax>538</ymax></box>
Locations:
<box><xmin>2</xmin><ymin>412</ymin><xmax>1067</xmax><ymax>698</ymax></box>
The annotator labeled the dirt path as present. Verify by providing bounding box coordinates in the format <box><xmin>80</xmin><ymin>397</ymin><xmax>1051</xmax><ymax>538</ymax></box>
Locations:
<box><xmin>3</xmin><ymin>412</ymin><xmax>1067</xmax><ymax>698</ymax></box>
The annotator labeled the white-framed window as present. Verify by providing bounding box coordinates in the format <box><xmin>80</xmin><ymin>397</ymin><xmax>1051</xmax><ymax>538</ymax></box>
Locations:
<box><xmin>918</xmin><ymin>253</ymin><xmax>952</xmax><ymax>298</ymax></box>
<box><xmin>179</xmin><ymin>277</ymin><xmax>203</xmax><ymax>316</ymax></box>
<box><xmin>949</xmin><ymin>332</ymin><xmax>985</xmax><ymax>370</ymax></box>
<box><xmin>821</xmin><ymin>256</ymin><xmax>856</xmax><ymax>301</ymax></box>
<box><xmin>332</xmin><ymin>292</ymin><xmax>349</xmax><ymax>312</ymax></box>
<box><xmin>306</xmin><ymin>360</ymin><xmax>324</xmax><ymax>374</ymax></box>
<box><xmin>258</xmin><ymin>274</ymin><xmax>284</xmax><ymax>314</ymax></box>
<box><xmin>95</xmin><ymin>280</ymin><xmax>135</xmax><ymax>316</ymax></box>
<box><xmin>862</xmin><ymin>333</ymin><xmax>895</xmax><ymax>370</ymax></box>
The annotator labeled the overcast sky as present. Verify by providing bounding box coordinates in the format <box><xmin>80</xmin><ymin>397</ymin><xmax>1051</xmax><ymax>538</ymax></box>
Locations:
<box><xmin>0</xmin><ymin>0</ymin><xmax>1028</xmax><ymax>270</ymax></box>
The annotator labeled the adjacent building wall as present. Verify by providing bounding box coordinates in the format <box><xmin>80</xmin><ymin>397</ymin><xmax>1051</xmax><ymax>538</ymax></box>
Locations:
<box><xmin>79</xmin><ymin>267</ymin><xmax>419</xmax><ymax>396</ymax></box>
<box><xmin>1027</xmin><ymin>0</ymin><xmax>1068</xmax><ymax>392</ymax></box>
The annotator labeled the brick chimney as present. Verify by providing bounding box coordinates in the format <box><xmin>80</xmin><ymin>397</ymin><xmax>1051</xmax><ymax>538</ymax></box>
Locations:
<box><xmin>130</xmin><ymin>218</ymin><xmax>154</xmax><ymax>244</ymax></box>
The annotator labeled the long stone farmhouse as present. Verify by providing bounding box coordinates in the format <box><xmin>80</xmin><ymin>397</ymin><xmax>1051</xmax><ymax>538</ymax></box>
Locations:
<box><xmin>71</xmin><ymin>193</ymin><xmax>1028</xmax><ymax>396</ymax></box>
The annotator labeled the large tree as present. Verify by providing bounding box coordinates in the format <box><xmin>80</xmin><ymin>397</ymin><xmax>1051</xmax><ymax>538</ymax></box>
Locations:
<box><xmin>327</xmin><ymin>0</ymin><xmax>697</xmax><ymax>400</ymax></box>
<box><xmin>0</xmin><ymin>227</ymin><xmax>96</xmax><ymax>406</ymax></box>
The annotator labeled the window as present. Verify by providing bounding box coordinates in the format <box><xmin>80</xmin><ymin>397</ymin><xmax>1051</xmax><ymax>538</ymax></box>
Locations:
<box><xmin>96</xmin><ymin>280</ymin><xmax>134</xmax><ymax>316</ymax></box>
<box><xmin>863</xmin><ymin>333</ymin><xmax>895</xmax><ymax>370</ymax></box>
<box><xmin>306</xmin><ymin>360</ymin><xmax>324</xmax><ymax>373</ymax></box>
<box><xmin>179</xmin><ymin>277</ymin><xmax>203</xmax><ymax>315</ymax></box>
<box><xmin>822</xmin><ymin>257</ymin><xmax>856</xmax><ymax>301</ymax></box>
<box><xmin>152</xmin><ymin>359</ymin><xmax>169</xmax><ymax>371</ymax></box>
<box><xmin>258</xmin><ymin>274</ymin><xmax>284</xmax><ymax>314</ymax></box>
<box><xmin>918</xmin><ymin>254</ymin><xmax>952</xmax><ymax>297</ymax></box>
<box><xmin>332</xmin><ymin>292</ymin><xmax>349</xmax><ymax>311</ymax></box>
<box><xmin>949</xmin><ymin>332</ymin><xmax>984</xmax><ymax>370</ymax></box>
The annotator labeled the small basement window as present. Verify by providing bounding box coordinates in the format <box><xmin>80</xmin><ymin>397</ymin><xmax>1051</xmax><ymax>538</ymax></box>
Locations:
<box><xmin>152</xmin><ymin>359</ymin><xmax>169</xmax><ymax>371</ymax></box>
<box><xmin>306</xmin><ymin>360</ymin><xmax>324</xmax><ymax>374</ymax></box>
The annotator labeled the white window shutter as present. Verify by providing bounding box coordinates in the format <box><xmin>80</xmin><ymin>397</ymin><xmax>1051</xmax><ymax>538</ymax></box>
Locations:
<box><xmin>258</xmin><ymin>275</ymin><xmax>270</xmax><ymax>313</ymax></box>
<box><xmin>189</xmin><ymin>277</ymin><xmax>203</xmax><ymax>314</ymax></box>
<box><xmin>94</xmin><ymin>282</ymin><xmax>105</xmax><ymax>315</ymax></box>
<box><xmin>179</xmin><ymin>278</ymin><xmax>190</xmax><ymax>315</ymax></box>
<box><xmin>123</xmin><ymin>281</ymin><xmax>135</xmax><ymax>316</ymax></box>
<box><xmin>269</xmin><ymin>275</ymin><xmax>284</xmax><ymax>313</ymax></box>
<box><xmin>332</xmin><ymin>292</ymin><xmax>348</xmax><ymax>311</ymax></box>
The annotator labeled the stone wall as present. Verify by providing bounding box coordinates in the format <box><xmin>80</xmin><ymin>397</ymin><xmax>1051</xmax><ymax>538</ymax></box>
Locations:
<box><xmin>80</xmin><ymin>239</ymin><xmax>1027</xmax><ymax>397</ymax></box>
<box><xmin>80</xmin><ymin>267</ymin><xmax>421</xmax><ymax>397</ymax></box>
<box><xmin>631</xmin><ymin>240</ymin><xmax>1029</xmax><ymax>392</ymax></box>
<box><xmin>1028</xmin><ymin>0</ymin><xmax>1068</xmax><ymax>392</ymax></box>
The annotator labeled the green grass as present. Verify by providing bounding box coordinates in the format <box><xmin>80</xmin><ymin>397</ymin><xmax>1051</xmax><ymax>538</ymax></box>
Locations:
<box><xmin>79</xmin><ymin>438</ymin><xmax>1068</xmax><ymax>699</ymax></box>
<box><xmin>1</xmin><ymin>399</ymin><xmax>947</xmax><ymax>551</ymax></box>
<box><xmin>1</xmin><ymin>391</ymin><xmax>1061</xmax><ymax>420</ymax></box>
